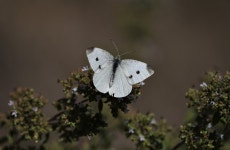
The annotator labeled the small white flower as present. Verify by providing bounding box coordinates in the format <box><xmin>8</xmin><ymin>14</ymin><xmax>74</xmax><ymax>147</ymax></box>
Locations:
<box><xmin>71</xmin><ymin>87</ymin><xmax>78</xmax><ymax>94</ymax></box>
<box><xmin>220</xmin><ymin>134</ymin><xmax>224</xmax><ymax>139</ymax></box>
<box><xmin>32</xmin><ymin>107</ymin><xmax>38</xmax><ymax>112</ymax></box>
<box><xmin>139</xmin><ymin>81</ymin><xmax>145</xmax><ymax>86</ymax></box>
<box><xmin>87</xmin><ymin>135</ymin><xmax>92</xmax><ymax>140</ymax></box>
<box><xmin>218</xmin><ymin>75</ymin><xmax>222</xmax><ymax>80</ymax></box>
<box><xmin>11</xmin><ymin>110</ymin><xmax>17</xmax><ymax>117</ymax></box>
<box><xmin>200</xmin><ymin>82</ymin><xmax>207</xmax><ymax>88</ymax></box>
<box><xmin>207</xmin><ymin>123</ymin><xmax>212</xmax><ymax>128</ymax></box>
<box><xmin>8</xmin><ymin>100</ymin><xmax>14</xmax><ymax>106</ymax></box>
<box><xmin>82</xmin><ymin>66</ymin><xmax>89</xmax><ymax>72</ymax></box>
<box><xmin>150</xmin><ymin>118</ymin><xmax>157</xmax><ymax>125</ymax></box>
<box><xmin>194</xmin><ymin>136</ymin><xmax>199</xmax><ymax>139</ymax></box>
<box><xmin>128</xmin><ymin>128</ymin><xmax>135</xmax><ymax>134</ymax></box>
<box><xmin>139</xmin><ymin>135</ymin><xmax>145</xmax><ymax>142</ymax></box>
<box><xmin>210</xmin><ymin>101</ymin><xmax>215</xmax><ymax>105</ymax></box>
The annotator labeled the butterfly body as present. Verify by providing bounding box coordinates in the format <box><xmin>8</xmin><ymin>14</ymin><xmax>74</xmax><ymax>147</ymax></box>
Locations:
<box><xmin>86</xmin><ymin>47</ymin><xmax>154</xmax><ymax>98</ymax></box>
<box><xmin>110</xmin><ymin>58</ymin><xmax>121</xmax><ymax>88</ymax></box>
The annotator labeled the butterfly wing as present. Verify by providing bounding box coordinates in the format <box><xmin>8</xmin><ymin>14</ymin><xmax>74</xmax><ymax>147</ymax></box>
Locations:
<box><xmin>108</xmin><ymin>65</ymin><xmax>132</xmax><ymax>98</ymax></box>
<box><xmin>93</xmin><ymin>62</ymin><xmax>132</xmax><ymax>98</ymax></box>
<box><xmin>86</xmin><ymin>47</ymin><xmax>153</xmax><ymax>97</ymax></box>
<box><xmin>120</xmin><ymin>59</ymin><xmax>154</xmax><ymax>85</ymax></box>
<box><xmin>93</xmin><ymin>62</ymin><xmax>113</xmax><ymax>94</ymax></box>
<box><xmin>86</xmin><ymin>47</ymin><xmax>114</xmax><ymax>72</ymax></box>
<box><xmin>86</xmin><ymin>47</ymin><xmax>114</xmax><ymax>93</ymax></box>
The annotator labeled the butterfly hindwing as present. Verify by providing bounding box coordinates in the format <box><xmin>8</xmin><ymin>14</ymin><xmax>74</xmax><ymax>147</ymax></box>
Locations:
<box><xmin>86</xmin><ymin>47</ymin><xmax>114</xmax><ymax>72</ymax></box>
<box><xmin>93</xmin><ymin>62</ymin><xmax>113</xmax><ymax>94</ymax></box>
<box><xmin>120</xmin><ymin>59</ymin><xmax>154</xmax><ymax>85</ymax></box>
<box><xmin>93</xmin><ymin>60</ymin><xmax>132</xmax><ymax>98</ymax></box>
<box><xmin>108</xmin><ymin>65</ymin><xmax>132</xmax><ymax>98</ymax></box>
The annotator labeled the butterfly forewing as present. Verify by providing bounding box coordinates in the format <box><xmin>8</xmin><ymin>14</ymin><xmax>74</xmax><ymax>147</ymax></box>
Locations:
<box><xmin>86</xmin><ymin>47</ymin><xmax>114</xmax><ymax>72</ymax></box>
<box><xmin>120</xmin><ymin>59</ymin><xmax>154</xmax><ymax>85</ymax></box>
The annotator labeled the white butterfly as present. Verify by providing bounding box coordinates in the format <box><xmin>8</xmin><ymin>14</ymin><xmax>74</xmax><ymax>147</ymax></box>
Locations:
<box><xmin>86</xmin><ymin>47</ymin><xmax>154</xmax><ymax>98</ymax></box>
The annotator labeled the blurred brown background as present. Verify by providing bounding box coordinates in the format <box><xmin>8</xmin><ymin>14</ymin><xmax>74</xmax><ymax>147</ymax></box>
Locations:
<box><xmin>0</xmin><ymin>0</ymin><xmax>230</xmax><ymax>128</ymax></box>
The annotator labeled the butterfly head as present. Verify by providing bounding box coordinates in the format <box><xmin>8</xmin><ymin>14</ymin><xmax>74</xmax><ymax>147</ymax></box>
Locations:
<box><xmin>114</xmin><ymin>54</ymin><xmax>121</xmax><ymax>60</ymax></box>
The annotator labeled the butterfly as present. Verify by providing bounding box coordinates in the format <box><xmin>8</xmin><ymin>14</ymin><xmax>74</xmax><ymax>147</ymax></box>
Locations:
<box><xmin>86</xmin><ymin>47</ymin><xmax>154</xmax><ymax>98</ymax></box>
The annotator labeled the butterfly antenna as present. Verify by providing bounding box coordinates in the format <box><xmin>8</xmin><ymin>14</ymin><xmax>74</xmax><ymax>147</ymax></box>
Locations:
<box><xmin>120</xmin><ymin>50</ymin><xmax>136</xmax><ymax>57</ymax></box>
<box><xmin>111</xmin><ymin>40</ymin><xmax>120</xmax><ymax>56</ymax></box>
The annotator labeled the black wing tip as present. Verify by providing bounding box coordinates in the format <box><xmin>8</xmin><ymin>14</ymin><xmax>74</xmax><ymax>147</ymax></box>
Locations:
<box><xmin>147</xmin><ymin>65</ymin><xmax>154</xmax><ymax>75</ymax></box>
<box><xmin>86</xmin><ymin>47</ymin><xmax>95</xmax><ymax>54</ymax></box>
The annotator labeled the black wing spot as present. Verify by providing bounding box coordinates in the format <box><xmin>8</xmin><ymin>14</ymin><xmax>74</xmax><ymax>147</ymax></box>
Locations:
<box><xmin>136</xmin><ymin>70</ymin><xmax>140</xmax><ymax>74</ymax></box>
<box><xmin>99</xmin><ymin>65</ymin><xmax>101</xmax><ymax>69</ymax></box>
<box><xmin>129</xmin><ymin>75</ymin><xmax>133</xmax><ymax>79</ymax></box>
<box><xmin>96</xmin><ymin>57</ymin><xmax>99</xmax><ymax>61</ymax></box>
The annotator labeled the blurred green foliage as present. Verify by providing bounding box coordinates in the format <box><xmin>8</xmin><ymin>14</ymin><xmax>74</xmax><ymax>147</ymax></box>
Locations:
<box><xmin>0</xmin><ymin>88</ymin><xmax>51</xmax><ymax>149</ymax></box>
<box><xmin>180</xmin><ymin>72</ymin><xmax>230</xmax><ymax>150</ymax></box>
<box><xmin>125</xmin><ymin>113</ymin><xmax>171</xmax><ymax>150</ymax></box>
<box><xmin>0</xmin><ymin>70</ymin><xmax>230</xmax><ymax>150</ymax></box>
